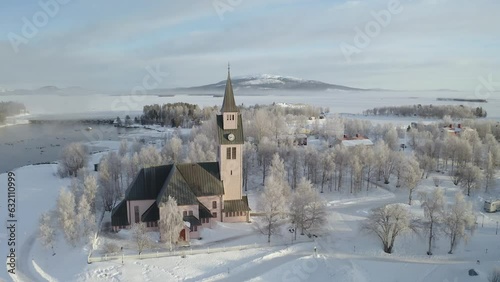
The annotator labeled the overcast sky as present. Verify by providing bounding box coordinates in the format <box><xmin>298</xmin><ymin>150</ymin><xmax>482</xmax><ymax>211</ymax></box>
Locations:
<box><xmin>1</xmin><ymin>0</ymin><xmax>499</xmax><ymax>91</ymax></box>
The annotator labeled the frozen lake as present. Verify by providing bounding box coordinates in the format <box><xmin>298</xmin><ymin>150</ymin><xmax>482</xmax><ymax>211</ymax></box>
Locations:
<box><xmin>1</xmin><ymin>90</ymin><xmax>499</xmax><ymax>120</ymax></box>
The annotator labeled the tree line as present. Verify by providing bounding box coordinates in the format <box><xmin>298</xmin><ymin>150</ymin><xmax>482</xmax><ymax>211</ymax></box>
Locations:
<box><xmin>141</xmin><ymin>103</ymin><xmax>216</xmax><ymax>127</ymax></box>
<box><xmin>363</xmin><ymin>104</ymin><xmax>487</xmax><ymax>118</ymax></box>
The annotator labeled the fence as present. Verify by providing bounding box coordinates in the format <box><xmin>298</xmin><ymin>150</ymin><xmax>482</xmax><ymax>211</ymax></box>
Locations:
<box><xmin>87</xmin><ymin>239</ymin><xmax>314</xmax><ymax>263</ymax></box>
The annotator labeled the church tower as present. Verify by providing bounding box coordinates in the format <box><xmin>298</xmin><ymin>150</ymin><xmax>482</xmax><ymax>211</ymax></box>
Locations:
<box><xmin>217</xmin><ymin>65</ymin><xmax>243</xmax><ymax>201</ymax></box>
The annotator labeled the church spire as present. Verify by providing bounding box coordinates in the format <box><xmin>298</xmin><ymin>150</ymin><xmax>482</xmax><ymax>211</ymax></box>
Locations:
<box><xmin>221</xmin><ymin>63</ymin><xmax>239</xmax><ymax>113</ymax></box>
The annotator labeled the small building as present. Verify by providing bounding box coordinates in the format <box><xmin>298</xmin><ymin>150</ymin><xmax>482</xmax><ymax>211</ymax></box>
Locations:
<box><xmin>332</xmin><ymin>134</ymin><xmax>373</xmax><ymax>147</ymax></box>
<box><xmin>442</xmin><ymin>124</ymin><xmax>475</xmax><ymax>136</ymax></box>
<box><xmin>277</xmin><ymin>134</ymin><xmax>308</xmax><ymax>147</ymax></box>
<box><xmin>484</xmin><ymin>200</ymin><xmax>500</xmax><ymax>213</ymax></box>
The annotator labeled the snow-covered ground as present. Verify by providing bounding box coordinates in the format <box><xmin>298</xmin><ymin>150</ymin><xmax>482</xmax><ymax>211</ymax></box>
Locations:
<box><xmin>1</xmin><ymin>142</ymin><xmax>499</xmax><ymax>281</ymax></box>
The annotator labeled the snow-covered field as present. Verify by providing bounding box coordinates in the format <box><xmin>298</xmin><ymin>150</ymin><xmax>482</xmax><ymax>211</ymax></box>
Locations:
<box><xmin>1</xmin><ymin>136</ymin><xmax>499</xmax><ymax>282</ymax></box>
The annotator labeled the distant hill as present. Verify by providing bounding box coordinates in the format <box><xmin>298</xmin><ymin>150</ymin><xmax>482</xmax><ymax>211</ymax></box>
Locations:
<box><xmin>1</xmin><ymin>86</ymin><xmax>95</xmax><ymax>96</ymax></box>
<box><xmin>173</xmin><ymin>74</ymin><xmax>367</xmax><ymax>92</ymax></box>
<box><xmin>1</xmin><ymin>74</ymin><xmax>370</xmax><ymax>96</ymax></box>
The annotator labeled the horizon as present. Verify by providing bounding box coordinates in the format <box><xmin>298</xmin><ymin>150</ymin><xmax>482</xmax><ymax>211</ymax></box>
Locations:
<box><xmin>1</xmin><ymin>1</ymin><xmax>499</xmax><ymax>91</ymax></box>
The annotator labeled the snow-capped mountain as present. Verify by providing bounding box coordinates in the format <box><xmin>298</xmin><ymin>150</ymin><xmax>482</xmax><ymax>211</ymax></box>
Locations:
<box><xmin>178</xmin><ymin>74</ymin><xmax>365</xmax><ymax>92</ymax></box>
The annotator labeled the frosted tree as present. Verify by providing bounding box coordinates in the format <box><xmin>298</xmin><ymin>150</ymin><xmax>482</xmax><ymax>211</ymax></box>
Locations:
<box><xmin>82</xmin><ymin>174</ymin><xmax>98</xmax><ymax>213</ymax></box>
<box><xmin>383</xmin><ymin>128</ymin><xmax>399</xmax><ymax>151</ymax></box>
<box><xmin>38</xmin><ymin>211</ymin><xmax>56</xmax><ymax>255</ymax></box>
<box><xmin>372</xmin><ymin>141</ymin><xmax>392</xmax><ymax>184</ymax></box>
<box><xmin>68</xmin><ymin>178</ymin><xmax>83</xmax><ymax>203</ymax></box>
<box><xmin>489</xmin><ymin>268</ymin><xmax>500</xmax><ymax>282</ymax></box>
<box><xmin>443</xmin><ymin>192</ymin><xmax>476</xmax><ymax>254</ymax></box>
<box><xmin>98</xmin><ymin>158</ymin><xmax>119</xmax><ymax>211</ymax></box>
<box><xmin>159</xmin><ymin>196</ymin><xmax>184</xmax><ymax>251</ymax></box>
<box><xmin>138</xmin><ymin>145</ymin><xmax>163</xmax><ymax>168</ymax></box>
<box><xmin>131</xmin><ymin>223</ymin><xmax>152</xmax><ymax>255</ymax></box>
<box><xmin>253</xmin><ymin>109</ymin><xmax>273</xmax><ymax>141</ymax></box>
<box><xmin>118</xmin><ymin>139</ymin><xmax>128</xmax><ymax>157</ymax></box>
<box><xmin>242</xmin><ymin>142</ymin><xmax>257</xmax><ymax>191</ymax></box>
<box><xmin>400</xmin><ymin>155</ymin><xmax>423</xmax><ymax>205</ymax></box>
<box><xmin>268</xmin><ymin>153</ymin><xmax>291</xmax><ymax>199</ymax></box>
<box><xmin>299</xmin><ymin>179</ymin><xmax>327</xmax><ymax>235</ymax></box>
<box><xmin>290</xmin><ymin>177</ymin><xmax>314</xmax><ymax>238</ymax></box>
<box><xmin>186</xmin><ymin>133</ymin><xmax>217</xmax><ymax>163</ymax></box>
<box><xmin>161</xmin><ymin>135</ymin><xmax>183</xmax><ymax>164</ymax></box>
<box><xmin>420</xmin><ymin>188</ymin><xmax>445</xmax><ymax>255</ymax></box>
<box><xmin>361</xmin><ymin>204</ymin><xmax>416</xmax><ymax>254</ymax></box>
<box><xmin>333</xmin><ymin>144</ymin><xmax>349</xmax><ymax>190</ymax></box>
<box><xmin>77</xmin><ymin>194</ymin><xmax>95</xmax><ymax>241</ymax></box>
<box><xmin>57</xmin><ymin>189</ymin><xmax>79</xmax><ymax>245</ymax></box>
<box><xmin>130</xmin><ymin>140</ymin><xmax>144</xmax><ymax>155</ymax></box>
<box><xmin>257</xmin><ymin>137</ymin><xmax>278</xmax><ymax>185</ymax></box>
<box><xmin>457</xmin><ymin>163</ymin><xmax>483</xmax><ymax>196</ymax></box>
<box><xmin>287</xmin><ymin>147</ymin><xmax>303</xmax><ymax>190</ymax></box>
<box><xmin>57</xmin><ymin>142</ymin><xmax>88</xmax><ymax>177</ymax></box>
<box><xmin>259</xmin><ymin>154</ymin><xmax>290</xmax><ymax>243</ymax></box>
<box><xmin>361</xmin><ymin>147</ymin><xmax>376</xmax><ymax>190</ymax></box>
<box><xmin>319</xmin><ymin>150</ymin><xmax>335</xmax><ymax>193</ymax></box>
<box><xmin>270</xmin><ymin>114</ymin><xmax>287</xmax><ymax>140</ymax></box>
<box><xmin>259</xmin><ymin>176</ymin><xmax>288</xmax><ymax>243</ymax></box>
<box><xmin>484</xmin><ymin>151</ymin><xmax>496</xmax><ymax>192</ymax></box>
<box><xmin>348</xmin><ymin>151</ymin><xmax>363</xmax><ymax>194</ymax></box>
<box><xmin>124</xmin><ymin>153</ymin><xmax>141</xmax><ymax>187</ymax></box>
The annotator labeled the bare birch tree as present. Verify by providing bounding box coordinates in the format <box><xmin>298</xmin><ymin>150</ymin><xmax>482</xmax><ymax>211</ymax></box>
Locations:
<box><xmin>443</xmin><ymin>192</ymin><xmax>476</xmax><ymax>254</ymax></box>
<box><xmin>131</xmin><ymin>223</ymin><xmax>152</xmax><ymax>255</ymax></box>
<box><xmin>57</xmin><ymin>189</ymin><xmax>79</xmax><ymax>245</ymax></box>
<box><xmin>401</xmin><ymin>155</ymin><xmax>423</xmax><ymax>205</ymax></box>
<box><xmin>161</xmin><ymin>135</ymin><xmax>183</xmax><ymax>164</ymax></box>
<box><xmin>361</xmin><ymin>204</ymin><xmax>416</xmax><ymax>254</ymax></box>
<box><xmin>58</xmin><ymin>142</ymin><xmax>88</xmax><ymax>177</ymax></box>
<box><xmin>289</xmin><ymin>177</ymin><xmax>323</xmax><ymax>238</ymax></box>
<box><xmin>420</xmin><ymin>188</ymin><xmax>445</xmax><ymax>255</ymax></box>
<box><xmin>457</xmin><ymin>163</ymin><xmax>483</xmax><ymax>196</ymax></box>
<box><xmin>38</xmin><ymin>211</ymin><xmax>56</xmax><ymax>255</ymax></box>
<box><xmin>242</xmin><ymin>142</ymin><xmax>257</xmax><ymax>191</ymax></box>
<box><xmin>259</xmin><ymin>155</ymin><xmax>289</xmax><ymax>243</ymax></box>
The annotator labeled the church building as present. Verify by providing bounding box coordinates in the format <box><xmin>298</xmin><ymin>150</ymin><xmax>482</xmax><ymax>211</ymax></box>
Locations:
<box><xmin>111</xmin><ymin>68</ymin><xmax>251</xmax><ymax>242</ymax></box>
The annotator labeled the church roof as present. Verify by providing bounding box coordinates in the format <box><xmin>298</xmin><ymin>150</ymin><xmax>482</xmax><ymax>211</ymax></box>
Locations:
<box><xmin>125</xmin><ymin>165</ymin><xmax>172</xmax><ymax>201</ymax></box>
<box><xmin>177</xmin><ymin>163</ymin><xmax>225</xmax><ymax>197</ymax></box>
<box><xmin>111</xmin><ymin>200</ymin><xmax>129</xmax><ymax>226</ymax></box>
<box><xmin>183</xmin><ymin>215</ymin><xmax>202</xmax><ymax>227</ymax></box>
<box><xmin>156</xmin><ymin>165</ymin><xmax>199</xmax><ymax>206</ymax></box>
<box><xmin>216</xmin><ymin>114</ymin><xmax>244</xmax><ymax>145</ymax></box>
<box><xmin>223</xmin><ymin>196</ymin><xmax>251</xmax><ymax>212</ymax></box>
<box><xmin>121</xmin><ymin>162</ymin><xmax>224</xmax><ymax>206</ymax></box>
<box><xmin>141</xmin><ymin>202</ymin><xmax>159</xmax><ymax>222</ymax></box>
<box><xmin>221</xmin><ymin>70</ymin><xmax>239</xmax><ymax>113</ymax></box>
<box><xmin>199</xmin><ymin>202</ymin><xmax>214</xmax><ymax>218</ymax></box>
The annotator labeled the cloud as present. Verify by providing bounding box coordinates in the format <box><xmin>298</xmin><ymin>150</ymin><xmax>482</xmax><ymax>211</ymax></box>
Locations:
<box><xmin>0</xmin><ymin>0</ymin><xmax>498</xmax><ymax>91</ymax></box>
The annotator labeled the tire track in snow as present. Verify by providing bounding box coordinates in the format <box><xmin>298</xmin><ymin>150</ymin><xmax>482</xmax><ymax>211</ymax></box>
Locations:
<box><xmin>17</xmin><ymin>232</ymin><xmax>42</xmax><ymax>282</ymax></box>
<box><xmin>211</xmin><ymin>253</ymin><xmax>307</xmax><ymax>282</ymax></box>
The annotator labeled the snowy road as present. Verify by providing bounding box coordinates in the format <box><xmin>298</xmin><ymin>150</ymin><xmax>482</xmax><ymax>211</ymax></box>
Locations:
<box><xmin>17</xmin><ymin>232</ymin><xmax>42</xmax><ymax>282</ymax></box>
